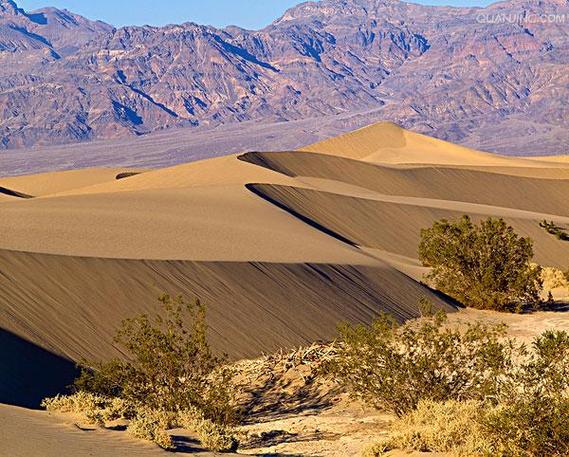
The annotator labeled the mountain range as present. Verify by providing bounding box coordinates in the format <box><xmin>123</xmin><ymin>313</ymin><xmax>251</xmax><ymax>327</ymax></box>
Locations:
<box><xmin>1</xmin><ymin>0</ymin><xmax>568</xmax><ymax>155</ymax></box>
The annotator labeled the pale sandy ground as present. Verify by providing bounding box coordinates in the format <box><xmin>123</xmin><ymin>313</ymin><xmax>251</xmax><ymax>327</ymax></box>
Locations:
<box><xmin>0</xmin><ymin>122</ymin><xmax>568</xmax><ymax>456</ymax></box>
<box><xmin>0</xmin><ymin>404</ymin><xmax>228</xmax><ymax>457</ymax></box>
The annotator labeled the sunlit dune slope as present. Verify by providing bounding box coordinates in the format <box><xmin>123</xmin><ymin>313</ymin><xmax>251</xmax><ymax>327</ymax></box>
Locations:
<box><xmin>0</xmin><ymin>168</ymin><xmax>144</xmax><ymax>198</ymax></box>
<box><xmin>47</xmin><ymin>154</ymin><xmax>296</xmax><ymax>197</ymax></box>
<box><xmin>248</xmin><ymin>184</ymin><xmax>569</xmax><ymax>269</ymax></box>
<box><xmin>301</xmin><ymin>121</ymin><xmax>569</xmax><ymax>168</ymax></box>
<box><xmin>0</xmin><ymin>185</ymin><xmax>373</xmax><ymax>262</ymax></box>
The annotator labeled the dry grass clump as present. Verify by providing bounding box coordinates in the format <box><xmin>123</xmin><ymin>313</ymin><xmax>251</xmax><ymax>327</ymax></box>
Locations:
<box><xmin>365</xmin><ymin>396</ymin><xmax>569</xmax><ymax>457</ymax></box>
<box><xmin>540</xmin><ymin>266</ymin><xmax>569</xmax><ymax>291</ymax></box>
<box><xmin>43</xmin><ymin>394</ymin><xmax>239</xmax><ymax>451</ymax></box>
<box><xmin>387</xmin><ymin>400</ymin><xmax>489</xmax><ymax>454</ymax></box>
<box><xmin>127</xmin><ymin>408</ymin><xmax>175</xmax><ymax>450</ymax></box>
<box><xmin>363</xmin><ymin>400</ymin><xmax>491</xmax><ymax>456</ymax></box>
<box><xmin>177</xmin><ymin>407</ymin><xmax>239</xmax><ymax>452</ymax></box>
<box><xmin>41</xmin><ymin>392</ymin><xmax>131</xmax><ymax>426</ymax></box>
<box><xmin>43</xmin><ymin>393</ymin><xmax>174</xmax><ymax>449</ymax></box>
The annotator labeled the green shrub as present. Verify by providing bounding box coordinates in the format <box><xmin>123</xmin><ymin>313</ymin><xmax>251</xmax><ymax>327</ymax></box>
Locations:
<box><xmin>539</xmin><ymin>220</ymin><xmax>569</xmax><ymax>242</ymax></box>
<box><xmin>75</xmin><ymin>294</ymin><xmax>238</xmax><ymax>426</ymax></box>
<box><xmin>484</xmin><ymin>330</ymin><xmax>569</xmax><ymax>456</ymax></box>
<box><xmin>419</xmin><ymin>215</ymin><xmax>542</xmax><ymax>312</ymax></box>
<box><xmin>327</xmin><ymin>312</ymin><xmax>516</xmax><ymax>416</ymax></box>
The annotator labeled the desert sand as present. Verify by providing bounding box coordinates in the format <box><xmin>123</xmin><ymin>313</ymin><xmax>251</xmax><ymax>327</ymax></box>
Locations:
<box><xmin>0</xmin><ymin>122</ymin><xmax>568</xmax><ymax>455</ymax></box>
<box><xmin>0</xmin><ymin>403</ymin><xmax>231</xmax><ymax>457</ymax></box>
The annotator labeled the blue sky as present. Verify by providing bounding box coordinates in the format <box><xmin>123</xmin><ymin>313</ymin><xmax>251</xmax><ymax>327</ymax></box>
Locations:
<box><xmin>18</xmin><ymin>0</ymin><xmax>497</xmax><ymax>29</ymax></box>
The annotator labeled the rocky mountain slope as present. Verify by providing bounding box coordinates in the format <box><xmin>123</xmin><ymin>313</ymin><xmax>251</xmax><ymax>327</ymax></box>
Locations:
<box><xmin>1</xmin><ymin>0</ymin><xmax>568</xmax><ymax>154</ymax></box>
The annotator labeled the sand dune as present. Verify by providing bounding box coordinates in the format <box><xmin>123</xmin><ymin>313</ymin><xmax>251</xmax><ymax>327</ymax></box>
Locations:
<box><xmin>0</xmin><ymin>185</ymin><xmax>376</xmax><ymax>262</ymax></box>
<box><xmin>46</xmin><ymin>153</ymin><xmax>297</xmax><ymax>197</ymax></box>
<box><xmin>300</xmin><ymin>123</ymin><xmax>569</xmax><ymax>179</ymax></box>
<box><xmin>301</xmin><ymin>122</ymin><xmax>569</xmax><ymax>168</ymax></box>
<box><xmin>0</xmin><ymin>121</ymin><xmax>568</xmax><ymax>415</ymax></box>
<box><xmin>240</xmin><ymin>151</ymin><xmax>569</xmax><ymax>217</ymax></box>
<box><xmin>0</xmin><ymin>249</ymin><xmax>452</xmax><ymax>408</ymax></box>
<box><xmin>0</xmin><ymin>168</ymin><xmax>143</xmax><ymax>198</ymax></box>
<box><xmin>248</xmin><ymin>184</ymin><xmax>569</xmax><ymax>268</ymax></box>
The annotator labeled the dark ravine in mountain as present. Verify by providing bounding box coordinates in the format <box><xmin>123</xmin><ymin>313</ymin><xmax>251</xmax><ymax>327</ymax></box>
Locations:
<box><xmin>0</xmin><ymin>0</ymin><xmax>568</xmax><ymax>155</ymax></box>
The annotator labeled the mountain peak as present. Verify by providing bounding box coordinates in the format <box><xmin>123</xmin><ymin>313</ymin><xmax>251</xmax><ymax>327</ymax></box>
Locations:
<box><xmin>0</xmin><ymin>0</ymin><xmax>21</xmax><ymax>15</ymax></box>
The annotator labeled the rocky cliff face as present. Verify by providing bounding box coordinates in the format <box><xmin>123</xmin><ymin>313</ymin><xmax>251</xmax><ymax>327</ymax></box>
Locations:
<box><xmin>1</xmin><ymin>0</ymin><xmax>568</xmax><ymax>154</ymax></box>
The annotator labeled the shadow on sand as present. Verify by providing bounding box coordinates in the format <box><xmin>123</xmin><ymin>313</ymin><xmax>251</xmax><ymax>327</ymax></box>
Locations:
<box><xmin>0</xmin><ymin>328</ymin><xmax>78</xmax><ymax>408</ymax></box>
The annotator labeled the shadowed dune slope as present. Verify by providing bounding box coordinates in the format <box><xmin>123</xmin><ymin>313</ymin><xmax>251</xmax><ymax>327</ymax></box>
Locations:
<box><xmin>239</xmin><ymin>151</ymin><xmax>569</xmax><ymax>217</ymax></box>
<box><xmin>248</xmin><ymin>184</ymin><xmax>569</xmax><ymax>269</ymax></box>
<box><xmin>0</xmin><ymin>249</ymin><xmax>454</xmax><ymax>405</ymax></box>
<box><xmin>0</xmin><ymin>186</ymin><xmax>34</xmax><ymax>199</ymax></box>
<box><xmin>0</xmin><ymin>329</ymin><xmax>78</xmax><ymax>408</ymax></box>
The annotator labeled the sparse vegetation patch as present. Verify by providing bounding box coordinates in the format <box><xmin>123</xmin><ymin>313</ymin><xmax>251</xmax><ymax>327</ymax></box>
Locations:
<box><xmin>332</xmin><ymin>312</ymin><xmax>569</xmax><ymax>457</ymax></box>
<box><xmin>43</xmin><ymin>295</ymin><xmax>239</xmax><ymax>451</ymax></box>
<box><xmin>539</xmin><ymin>219</ymin><xmax>569</xmax><ymax>241</ymax></box>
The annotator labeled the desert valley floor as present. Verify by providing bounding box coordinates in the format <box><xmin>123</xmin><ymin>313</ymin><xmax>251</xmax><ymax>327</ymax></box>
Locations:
<box><xmin>1</xmin><ymin>122</ymin><xmax>568</xmax><ymax>456</ymax></box>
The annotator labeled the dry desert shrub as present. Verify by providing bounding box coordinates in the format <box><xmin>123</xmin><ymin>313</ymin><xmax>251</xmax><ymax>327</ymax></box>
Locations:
<box><xmin>540</xmin><ymin>265</ymin><xmax>569</xmax><ymax>291</ymax></box>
